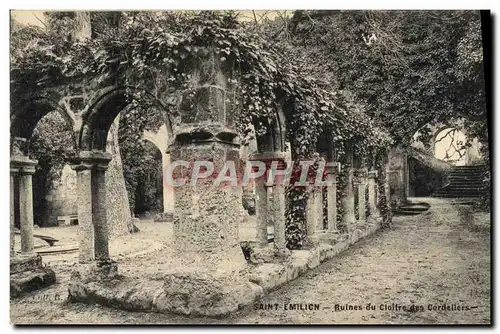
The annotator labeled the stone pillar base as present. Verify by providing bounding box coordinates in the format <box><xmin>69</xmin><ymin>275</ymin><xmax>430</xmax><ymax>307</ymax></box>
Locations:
<box><xmin>248</xmin><ymin>243</ymin><xmax>291</xmax><ymax>264</ymax></box>
<box><xmin>10</xmin><ymin>254</ymin><xmax>56</xmax><ymax>298</ymax></box>
<box><xmin>367</xmin><ymin>214</ymin><xmax>380</xmax><ymax>224</ymax></box>
<box><xmin>304</xmin><ymin>237</ymin><xmax>320</xmax><ymax>250</ymax></box>
<box><xmin>317</xmin><ymin>231</ymin><xmax>343</xmax><ymax>245</ymax></box>
<box><xmin>69</xmin><ymin>260</ymin><xmax>119</xmax><ymax>285</ymax></box>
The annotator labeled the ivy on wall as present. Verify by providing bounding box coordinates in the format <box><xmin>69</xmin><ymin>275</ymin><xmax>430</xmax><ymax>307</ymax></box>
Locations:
<box><xmin>12</xmin><ymin>10</ymin><xmax>394</xmax><ymax>247</ymax></box>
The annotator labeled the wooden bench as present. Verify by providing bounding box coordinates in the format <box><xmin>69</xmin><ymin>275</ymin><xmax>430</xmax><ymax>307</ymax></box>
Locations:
<box><xmin>14</xmin><ymin>231</ymin><xmax>59</xmax><ymax>247</ymax></box>
<box><xmin>57</xmin><ymin>215</ymin><xmax>78</xmax><ymax>226</ymax></box>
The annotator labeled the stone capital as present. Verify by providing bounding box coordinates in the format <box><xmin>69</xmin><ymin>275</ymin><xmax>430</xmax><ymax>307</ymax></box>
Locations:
<box><xmin>249</xmin><ymin>151</ymin><xmax>288</xmax><ymax>163</ymax></box>
<box><xmin>368</xmin><ymin>170</ymin><xmax>378</xmax><ymax>179</ymax></box>
<box><xmin>10</xmin><ymin>137</ymin><xmax>30</xmax><ymax>157</ymax></box>
<box><xmin>68</xmin><ymin>151</ymin><xmax>112</xmax><ymax>172</ymax></box>
<box><xmin>10</xmin><ymin>157</ymin><xmax>38</xmax><ymax>175</ymax></box>
<box><xmin>326</xmin><ymin>162</ymin><xmax>341</xmax><ymax>175</ymax></box>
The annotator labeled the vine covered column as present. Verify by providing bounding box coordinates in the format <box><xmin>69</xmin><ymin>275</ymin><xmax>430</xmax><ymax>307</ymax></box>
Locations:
<box><xmin>367</xmin><ymin>170</ymin><xmax>381</xmax><ymax>220</ymax></box>
<box><xmin>326</xmin><ymin>163</ymin><xmax>340</xmax><ymax>232</ymax></box>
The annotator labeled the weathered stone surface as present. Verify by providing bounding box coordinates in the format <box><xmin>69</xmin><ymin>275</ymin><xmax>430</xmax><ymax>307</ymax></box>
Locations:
<box><xmin>69</xmin><ymin>260</ymin><xmax>119</xmax><ymax>285</ymax></box>
<box><xmin>169</xmin><ymin>141</ymin><xmax>247</xmax><ymax>273</ymax></box>
<box><xmin>10</xmin><ymin>268</ymin><xmax>56</xmax><ymax>298</ymax></box>
<box><xmin>155</xmin><ymin>270</ymin><xmax>263</xmax><ymax>316</ymax></box>
<box><xmin>249</xmin><ymin>263</ymin><xmax>288</xmax><ymax>292</ymax></box>
<box><xmin>66</xmin><ymin>220</ymin><xmax>381</xmax><ymax>317</ymax></box>
<box><xmin>317</xmin><ymin>230</ymin><xmax>342</xmax><ymax>242</ymax></box>
<box><xmin>10</xmin><ymin>254</ymin><xmax>42</xmax><ymax>274</ymax></box>
<box><xmin>70</xmin><ymin>270</ymin><xmax>263</xmax><ymax>317</ymax></box>
<box><xmin>342</xmin><ymin>168</ymin><xmax>356</xmax><ymax>233</ymax></box>
<box><xmin>251</xmin><ymin>244</ymin><xmax>291</xmax><ymax>264</ymax></box>
<box><xmin>69</xmin><ymin>279</ymin><xmax>163</xmax><ymax>311</ymax></box>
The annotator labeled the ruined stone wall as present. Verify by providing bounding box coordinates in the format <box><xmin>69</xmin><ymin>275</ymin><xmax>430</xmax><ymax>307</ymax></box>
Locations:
<box><xmin>40</xmin><ymin>164</ymin><xmax>78</xmax><ymax>227</ymax></box>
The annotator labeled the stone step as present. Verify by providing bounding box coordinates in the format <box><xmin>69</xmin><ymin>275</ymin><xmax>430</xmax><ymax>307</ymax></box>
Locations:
<box><xmin>433</xmin><ymin>194</ymin><xmax>482</xmax><ymax>198</ymax></box>
<box><xmin>442</xmin><ymin>186</ymin><xmax>484</xmax><ymax>190</ymax></box>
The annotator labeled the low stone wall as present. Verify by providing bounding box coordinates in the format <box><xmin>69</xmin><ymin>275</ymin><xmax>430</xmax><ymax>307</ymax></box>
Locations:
<box><xmin>67</xmin><ymin>220</ymin><xmax>381</xmax><ymax>316</ymax></box>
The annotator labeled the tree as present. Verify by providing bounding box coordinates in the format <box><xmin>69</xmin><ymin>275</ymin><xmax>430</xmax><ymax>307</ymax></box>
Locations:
<box><xmin>262</xmin><ymin>10</ymin><xmax>488</xmax><ymax>147</ymax></box>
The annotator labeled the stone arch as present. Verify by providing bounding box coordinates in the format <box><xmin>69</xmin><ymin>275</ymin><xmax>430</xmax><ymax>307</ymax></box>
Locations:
<box><xmin>252</xmin><ymin>108</ymin><xmax>288</xmax><ymax>154</ymax></box>
<box><xmin>142</xmin><ymin>124</ymin><xmax>175</xmax><ymax>221</ymax></box>
<box><xmin>10</xmin><ymin>95</ymin><xmax>78</xmax><ymax>151</ymax></box>
<box><xmin>80</xmin><ymin>86</ymin><xmax>173</xmax><ymax>151</ymax></box>
<box><xmin>9</xmin><ymin>93</ymin><xmax>79</xmax><ymax>258</ymax></box>
<box><xmin>411</xmin><ymin>121</ymin><xmax>483</xmax><ymax>166</ymax></box>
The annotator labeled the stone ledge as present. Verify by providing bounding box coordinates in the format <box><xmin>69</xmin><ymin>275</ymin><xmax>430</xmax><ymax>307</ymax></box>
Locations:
<box><xmin>67</xmin><ymin>219</ymin><xmax>382</xmax><ymax>317</ymax></box>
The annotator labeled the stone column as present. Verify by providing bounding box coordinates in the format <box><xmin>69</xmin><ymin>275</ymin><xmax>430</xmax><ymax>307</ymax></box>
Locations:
<box><xmin>92</xmin><ymin>164</ymin><xmax>110</xmax><ymax>262</ymax></box>
<box><xmin>169</xmin><ymin>82</ymin><xmax>248</xmax><ymax>273</ymax></box>
<box><xmin>326</xmin><ymin>164</ymin><xmax>339</xmax><ymax>232</ymax></box>
<box><xmin>10</xmin><ymin>168</ymin><xmax>18</xmax><ymax>257</ymax></box>
<box><xmin>162</xmin><ymin>153</ymin><xmax>175</xmax><ymax>216</ymax></box>
<box><xmin>18</xmin><ymin>164</ymin><xmax>36</xmax><ymax>255</ymax></box>
<box><xmin>268</xmin><ymin>158</ymin><xmax>287</xmax><ymax>256</ymax></box>
<box><xmin>306</xmin><ymin>189</ymin><xmax>322</xmax><ymax>247</ymax></box>
<box><xmin>388</xmin><ymin>146</ymin><xmax>407</xmax><ymax>208</ymax></box>
<box><xmin>254</xmin><ymin>177</ymin><xmax>269</xmax><ymax>246</ymax></box>
<box><xmin>72</xmin><ymin>163</ymin><xmax>94</xmax><ymax>263</ymax></box>
<box><xmin>341</xmin><ymin>165</ymin><xmax>356</xmax><ymax>233</ymax></box>
<box><xmin>70</xmin><ymin>151</ymin><xmax>112</xmax><ymax>264</ymax></box>
<box><xmin>367</xmin><ymin>170</ymin><xmax>381</xmax><ymax>219</ymax></box>
<box><xmin>357</xmin><ymin>171</ymin><xmax>367</xmax><ymax>223</ymax></box>
<box><xmin>10</xmin><ymin>138</ymin><xmax>38</xmax><ymax>256</ymax></box>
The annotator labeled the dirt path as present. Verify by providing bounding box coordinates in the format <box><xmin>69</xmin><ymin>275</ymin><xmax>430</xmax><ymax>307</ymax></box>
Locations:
<box><xmin>10</xmin><ymin>198</ymin><xmax>490</xmax><ymax>325</ymax></box>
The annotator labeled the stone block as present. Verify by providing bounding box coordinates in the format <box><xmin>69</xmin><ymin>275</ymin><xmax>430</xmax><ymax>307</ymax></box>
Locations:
<box><xmin>10</xmin><ymin>268</ymin><xmax>56</xmax><ymax>298</ymax></box>
<box><xmin>248</xmin><ymin>263</ymin><xmax>288</xmax><ymax>292</ymax></box>
<box><xmin>155</xmin><ymin>269</ymin><xmax>263</xmax><ymax>316</ymax></box>
<box><xmin>10</xmin><ymin>254</ymin><xmax>42</xmax><ymax>274</ymax></box>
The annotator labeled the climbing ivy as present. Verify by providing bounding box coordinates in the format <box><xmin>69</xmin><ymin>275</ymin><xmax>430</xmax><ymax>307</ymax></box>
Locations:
<box><xmin>12</xmin><ymin>10</ymin><xmax>394</xmax><ymax>248</ymax></box>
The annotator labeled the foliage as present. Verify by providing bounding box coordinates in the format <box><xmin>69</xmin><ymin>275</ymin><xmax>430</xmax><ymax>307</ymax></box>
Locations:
<box><xmin>263</xmin><ymin>10</ymin><xmax>487</xmax><ymax>147</ymax></box>
<box><xmin>29</xmin><ymin>113</ymin><xmax>74</xmax><ymax>224</ymax></box>
<box><xmin>118</xmin><ymin>105</ymin><xmax>164</xmax><ymax>214</ymax></box>
<box><xmin>12</xmin><ymin>10</ymin><xmax>402</xmax><ymax>248</ymax></box>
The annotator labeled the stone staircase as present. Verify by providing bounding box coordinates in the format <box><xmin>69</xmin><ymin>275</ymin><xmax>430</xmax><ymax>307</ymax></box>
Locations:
<box><xmin>433</xmin><ymin>165</ymin><xmax>487</xmax><ymax>198</ymax></box>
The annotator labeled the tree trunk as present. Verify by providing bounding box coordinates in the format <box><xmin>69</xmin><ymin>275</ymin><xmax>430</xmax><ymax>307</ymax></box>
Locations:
<box><xmin>106</xmin><ymin>115</ymin><xmax>134</xmax><ymax>237</ymax></box>
<box><xmin>73</xmin><ymin>12</ymin><xmax>92</xmax><ymax>41</ymax></box>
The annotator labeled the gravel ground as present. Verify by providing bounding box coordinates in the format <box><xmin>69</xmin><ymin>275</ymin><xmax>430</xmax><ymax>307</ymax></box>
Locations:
<box><xmin>10</xmin><ymin>198</ymin><xmax>490</xmax><ymax>325</ymax></box>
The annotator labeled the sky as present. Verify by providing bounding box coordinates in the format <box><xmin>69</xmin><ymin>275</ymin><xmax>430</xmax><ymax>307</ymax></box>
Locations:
<box><xmin>10</xmin><ymin>10</ymin><xmax>288</xmax><ymax>27</ymax></box>
<box><xmin>11</xmin><ymin>10</ymin><xmax>46</xmax><ymax>27</ymax></box>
